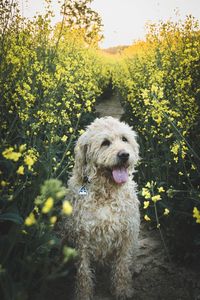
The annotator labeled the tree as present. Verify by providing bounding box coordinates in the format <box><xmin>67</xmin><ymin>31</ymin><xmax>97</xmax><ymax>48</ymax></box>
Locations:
<box><xmin>61</xmin><ymin>0</ymin><xmax>103</xmax><ymax>46</ymax></box>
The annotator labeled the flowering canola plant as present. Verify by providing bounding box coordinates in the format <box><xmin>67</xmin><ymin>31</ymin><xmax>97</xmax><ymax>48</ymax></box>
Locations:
<box><xmin>0</xmin><ymin>4</ymin><xmax>111</xmax><ymax>298</ymax></box>
<box><xmin>112</xmin><ymin>16</ymin><xmax>200</xmax><ymax>253</ymax></box>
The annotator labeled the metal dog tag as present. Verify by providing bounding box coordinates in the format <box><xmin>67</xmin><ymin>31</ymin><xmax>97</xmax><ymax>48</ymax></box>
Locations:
<box><xmin>78</xmin><ymin>186</ymin><xmax>88</xmax><ymax>195</ymax></box>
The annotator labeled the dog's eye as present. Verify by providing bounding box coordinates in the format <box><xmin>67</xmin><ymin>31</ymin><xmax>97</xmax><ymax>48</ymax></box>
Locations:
<box><xmin>122</xmin><ymin>136</ymin><xmax>128</xmax><ymax>142</ymax></box>
<box><xmin>101</xmin><ymin>139</ymin><xmax>111</xmax><ymax>147</ymax></box>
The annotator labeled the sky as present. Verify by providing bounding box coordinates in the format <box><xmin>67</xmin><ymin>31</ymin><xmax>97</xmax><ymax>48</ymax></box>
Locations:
<box><xmin>21</xmin><ymin>0</ymin><xmax>200</xmax><ymax>48</ymax></box>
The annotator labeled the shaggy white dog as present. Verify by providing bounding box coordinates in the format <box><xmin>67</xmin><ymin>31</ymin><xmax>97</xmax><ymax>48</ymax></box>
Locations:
<box><xmin>67</xmin><ymin>116</ymin><xmax>140</xmax><ymax>300</ymax></box>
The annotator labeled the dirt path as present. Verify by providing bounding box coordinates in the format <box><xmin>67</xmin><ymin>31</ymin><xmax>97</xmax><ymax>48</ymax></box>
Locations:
<box><xmin>95</xmin><ymin>91</ymin><xmax>124</xmax><ymax>119</ymax></box>
<box><xmin>94</xmin><ymin>93</ymin><xmax>200</xmax><ymax>300</ymax></box>
<box><xmin>94</xmin><ymin>222</ymin><xmax>200</xmax><ymax>300</ymax></box>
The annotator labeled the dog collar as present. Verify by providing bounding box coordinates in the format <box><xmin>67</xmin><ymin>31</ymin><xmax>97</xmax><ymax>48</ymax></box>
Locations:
<box><xmin>78</xmin><ymin>175</ymin><xmax>91</xmax><ymax>195</ymax></box>
<box><xmin>78</xmin><ymin>185</ymin><xmax>88</xmax><ymax>195</ymax></box>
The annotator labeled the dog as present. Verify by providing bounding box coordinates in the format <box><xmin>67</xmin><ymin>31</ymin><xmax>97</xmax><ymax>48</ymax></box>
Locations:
<box><xmin>66</xmin><ymin>116</ymin><xmax>140</xmax><ymax>300</ymax></box>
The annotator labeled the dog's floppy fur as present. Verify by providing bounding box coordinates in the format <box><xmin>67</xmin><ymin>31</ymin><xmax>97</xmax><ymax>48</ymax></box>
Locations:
<box><xmin>66</xmin><ymin>117</ymin><xmax>140</xmax><ymax>299</ymax></box>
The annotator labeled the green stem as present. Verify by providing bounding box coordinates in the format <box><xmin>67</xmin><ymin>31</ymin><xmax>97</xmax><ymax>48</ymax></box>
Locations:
<box><xmin>54</xmin><ymin>106</ymin><xmax>84</xmax><ymax>179</ymax></box>
<box><xmin>154</xmin><ymin>202</ymin><xmax>172</xmax><ymax>263</ymax></box>
<box><xmin>163</xmin><ymin>111</ymin><xmax>200</xmax><ymax>162</ymax></box>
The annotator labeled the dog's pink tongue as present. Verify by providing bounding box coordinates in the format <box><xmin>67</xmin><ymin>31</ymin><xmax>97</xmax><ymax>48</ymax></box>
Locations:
<box><xmin>112</xmin><ymin>167</ymin><xmax>129</xmax><ymax>184</ymax></box>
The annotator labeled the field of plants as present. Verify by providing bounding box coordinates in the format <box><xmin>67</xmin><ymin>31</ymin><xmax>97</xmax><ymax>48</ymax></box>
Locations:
<box><xmin>0</xmin><ymin>1</ymin><xmax>111</xmax><ymax>299</ymax></box>
<box><xmin>0</xmin><ymin>0</ymin><xmax>200</xmax><ymax>299</ymax></box>
<box><xmin>112</xmin><ymin>16</ymin><xmax>200</xmax><ymax>258</ymax></box>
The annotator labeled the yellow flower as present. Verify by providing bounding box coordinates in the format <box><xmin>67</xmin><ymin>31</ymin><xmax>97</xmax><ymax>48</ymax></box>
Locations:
<box><xmin>34</xmin><ymin>206</ymin><xmax>39</xmax><ymax>213</ymax></box>
<box><xmin>142</xmin><ymin>188</ymin><xmax>151</xmax><ymax>199</ymax></box>
<box><xmin>144</xmin><ymin>214</ymin><xmax>151</xmax><ymax>221</ymax></box>
<box><xmin>163</xmin><ymin>208</ymin><xmax>170</xmax><ymax>215</ymax></box>
<box><xmin>24</xmin><ymin>155</ymin><xmax>34</xmax><ymax>169</ymax></box>
<box><xmin>78</xmin><ymin>129</ymin><xmax>85</xmax><ymax>135</ymax></box>
<box><xmin>87</xmin><ymin>106</ymin><xmax>92</xmax><ymax>112</ymax></box>
<box><xmin>181</xmin><ymin>142</ymin><xmax>188</xmax><ymax>159</ymax></box>
<box><xmin>25</xmin><ymin>212</ymin><xmax>36</xmax><ymax>226</ymax></box>
<box><xmin>154</xmin><ymin>115</ymin><xmax>162</xmax><ymax>124</ymax></box>
<box><xmin>69</xmin><ymin>127</ymin><xmax>73</xmax><ymax>133</ymax></box>
<box><xmin>2</xmin><ymin>147</ymin><xmax>21</xmax><ymax>162</ymax></box>
<box><xmin>61</xmin><ymin>135</ymin><xmax>68</xmax><ymax>142</ymax></box>
<box><xmin>193</xmin><ymin>207</ymin><xmax>200</xmax><ymax>224</ymax></box>
<box><xmin>24</xmin><ymin>149</ymin><xmax>38</xmax><ymax>170</ymax></box>
<box><xmin>152</xmin><ymin>195</ymin><xmax>161</xmax><ymax>203</ymax></box>
<box><xmin>191</xmin><ymin>164</ymin><xmax>196</xmax><ymax>170</ymax></box>
<box><xmin>174</xmin><ymin>157</ymin><xmax>178</xmax><ymax>163</ymax></box>
<box><xmin>158</xmin><ymin>187</ymin><xmax>165</xmax><ymax>193</ymax></box>
<box><xmin>62</xmin><ymin>200</ymin><xmax>73</xmax><ymax>215</ymax></box>
<box><xmin>63</xmin><ymin>246</ymin><xmax>77</xmax><ymax>262</ymax></box>
<box><xmin>151</xmin><ymin>84</ymin><xmax>158</xmax><ymax>94</ymax></box>
<box><xmin>141</xmin><ymin>89</ymin><xmax>149</xmax><ymax>99</ymax></box>
<box><xmin>143</xmin><ymin>201</ymin><xmax>150</xmax><ymax>209</ymax></box>
<box><xmin>171</xmin><ymin>143</ymin><xmax>179</xmax><ymax>156</ymax></box>
<box><xmin>50</xmin><ymin>216</ymin><xmax>57</xmax><ymax>224</ymax></box>
<box><xmin>144</xmin><ymin>99</ymin><xmax>150</xmax><ymax>105</ymax></box>
<box><xmin>183</xmin><ymin>131</ymin><xmax>187</xmax><ymax>136</ymax></box>
<box><xmin>145</xmin><ymin>182</ymin><xmax>151</xmax><ymax>188</ymax></box>
<box><xmin>86</xmin><ymin>100</ymin><xmax>92</xmax><ymax>107</ymax></box>
<box><xmin>17</xmin><ymin>165</ymin><xmax>24</xmax><ymax>175</ymax></box>
<box><xmin>158</xmin><ymin>90</ymin><xmax>164</xmax><ymax>99</ymax></box>
<box><xmin>42</xmin><ymin>197</ymin><xmax>54</xmax><ymax>214</ymax></box>
<box><xmin>19</xmin><ymin>144</ymin><xmax>27</xmax><ymax>153</ymax></box>
<box><xmin>1</xmin><ymin>180</ymin><xmax>9</xmax><ymax>187</ymax></box>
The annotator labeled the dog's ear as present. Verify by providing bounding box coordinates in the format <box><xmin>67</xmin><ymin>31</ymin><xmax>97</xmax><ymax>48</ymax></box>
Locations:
<box><xmin>72</xmin><ymin>132</ymin><xmax>88</xmax><ymax>183</ymax></box>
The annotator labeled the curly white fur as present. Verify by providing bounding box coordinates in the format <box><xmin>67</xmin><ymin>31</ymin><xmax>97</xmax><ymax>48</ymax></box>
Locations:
<box><xmin>66</xmin><ymin>117</ymin><xmax>140</xmax><ymax>300</ymax></box>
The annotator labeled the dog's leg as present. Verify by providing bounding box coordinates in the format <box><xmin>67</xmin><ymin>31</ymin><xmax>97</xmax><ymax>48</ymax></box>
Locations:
<box><xmin>111</xmin><ymin>241</ymin><xmax>134</xmax><ymax>300</ymax></box>
<box><xmin>75</xmin><ymin>247</ymin><xmax>94</xmax><ymax>300</ymax></box>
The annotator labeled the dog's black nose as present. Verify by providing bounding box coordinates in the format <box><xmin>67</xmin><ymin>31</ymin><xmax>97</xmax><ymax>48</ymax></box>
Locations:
<box><xmin>118</xmin><ymin>151</ymin><xmax>129</xmax><ymax>162</ymax></box>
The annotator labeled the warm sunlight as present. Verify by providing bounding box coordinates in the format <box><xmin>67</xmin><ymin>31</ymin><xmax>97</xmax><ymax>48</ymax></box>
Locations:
<box><xmin>21</xmin><ymin>0</ymin><xmax>200</xmax><ymax>47</ymax></box>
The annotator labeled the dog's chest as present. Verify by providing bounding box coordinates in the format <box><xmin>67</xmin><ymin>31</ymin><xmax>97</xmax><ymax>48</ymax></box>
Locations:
<box><xmin>72</xmin><ymin>184</ymin><xmax>140</xmax><ymax>258</ymax></box>
<box><xmin>77</xmin><ymin>199</ymin><xmax>136</xmax><ymax>238</ymax></box>
<box><xmin>93</xmin><ymin>206</ymin><xmax>115</xmax><ymax>222</ymax></box>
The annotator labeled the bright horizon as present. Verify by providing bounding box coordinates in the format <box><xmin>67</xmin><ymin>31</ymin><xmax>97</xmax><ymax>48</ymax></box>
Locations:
<box><xmin>21</xmin><ymin>0</ymin><xmax>200</xmax><ymax>48</ymax></box>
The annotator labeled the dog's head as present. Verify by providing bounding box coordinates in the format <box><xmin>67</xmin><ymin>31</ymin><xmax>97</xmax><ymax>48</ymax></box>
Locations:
<box><xmin>73</xmin><ymin>117</ymin><xmax>139</xmax><ymax>185</ymax></box>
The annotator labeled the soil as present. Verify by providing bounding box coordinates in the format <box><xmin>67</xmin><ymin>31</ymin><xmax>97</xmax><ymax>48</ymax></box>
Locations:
<box><xmin>95</xmin><ymin>92</ymin><xmax>124</xmax><ymax>119</ymax></box>
<box><xmin>93</xmin><ymin>223</ymin><xmax>200</xmax><ymax>300</ymax></box>
<box><xmin>47</xmin><ymin>93</ymin><xmax>200</xmax><ymax>300</ymax></box>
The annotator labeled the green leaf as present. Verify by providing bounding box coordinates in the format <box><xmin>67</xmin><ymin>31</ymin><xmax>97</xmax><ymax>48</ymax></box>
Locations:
<box><xmin>0</xmin><ymin>212</ymin><xmax>23</xmax><ymax>225</ymax></box>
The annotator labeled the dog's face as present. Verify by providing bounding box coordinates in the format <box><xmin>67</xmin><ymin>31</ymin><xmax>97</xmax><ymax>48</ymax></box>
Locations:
<box><xmin>74</xmin><ymin>117</ymin><xmax>139</xmax><ymax>185</ymax></box>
